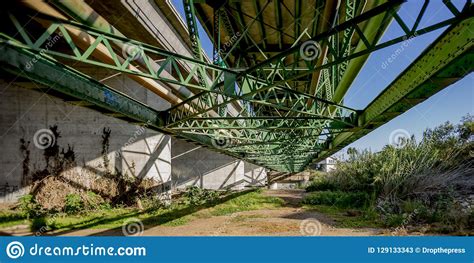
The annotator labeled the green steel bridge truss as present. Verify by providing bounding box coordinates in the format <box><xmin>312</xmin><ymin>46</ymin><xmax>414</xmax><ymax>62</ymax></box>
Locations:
<box><xmin>0</xmin><ymin>0</ymin><xmax>473</xmax><ymax>172</ymax></box>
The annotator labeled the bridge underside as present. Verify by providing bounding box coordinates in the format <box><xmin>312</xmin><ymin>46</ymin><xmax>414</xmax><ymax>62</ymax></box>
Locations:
<box><xmin>0</xmin><ymin>0</ymin><xmax>473</xmax><ymax>172</ymax></box>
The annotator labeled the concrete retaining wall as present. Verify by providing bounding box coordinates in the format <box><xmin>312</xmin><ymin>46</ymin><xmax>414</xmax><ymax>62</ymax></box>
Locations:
<box><xmin>0</xmin><ymin>76</ymin><xmax>267</xmax><ymax>202</ymax></box>
<box><xmin>0</xmin><ymin>0</ymin><xmax>267</xmax><ymax>203</ymax></box>
<box><xmin>0</xmin><ymin>76</ymin><xmax>173</xmax><ymax>202</ymax></box>
<box><xmin>171</xmin><ymin>139</ymin><xmax>267</xmax><ymax>190</ymax></box>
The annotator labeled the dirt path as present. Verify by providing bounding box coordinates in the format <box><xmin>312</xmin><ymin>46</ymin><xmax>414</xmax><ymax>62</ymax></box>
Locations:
<box><xmin>50</xmin><ymin>189</ymin><xmax>383</xmax><ymax>236</ymax></box>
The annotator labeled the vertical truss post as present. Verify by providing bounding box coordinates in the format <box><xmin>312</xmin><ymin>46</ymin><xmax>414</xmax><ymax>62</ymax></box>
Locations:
<box><xmin>183</xmin><ymin>0</ymin><xmax>208</xmax><ymax>88</ymax></box>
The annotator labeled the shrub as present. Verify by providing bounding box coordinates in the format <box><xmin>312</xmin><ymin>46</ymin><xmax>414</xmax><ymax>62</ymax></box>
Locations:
<box><xmin>30</xmin><ymin>217</ymin><xmax>48</xmax><ymax>232</ymax></box>
<box><xmin>385</xmin><ymin>214</ymin><xmax>406</xmax><ymax>227</ymax></box>
<box><xmin>201</xmin><ymin>189</ymin><xmax>220</xmax><ymax>202</ymax></box>
<box><xmin>18</xmin><ymin>194</ymin><xmax>42</xmax><ymax>218</ymax></box>
<box><xmin>183</xmin><ymin>186</ymin><xmax>220</xmax><ymax>206</ymax></box>
<box><xmin>0</xmin><ymin>211</ymin><xmax>26</xmax><ymax>223</ymax></box>
<box><xmin>303</xmin><ymin>191</ymin><xmax>370</xmax><ymax>208</ymax></box>
<box><xmin>306</xmin><ymin>180</ymin><xmax>337</xmax><ymax>192</ymax></box>
<box><xmin>141</xmin><ymin>195</ymin><xmax>163</xmax><ymax>210</ymax></box>
<box><xmin>83</xmin><ymin>191</ymin><xmax>107</xmax><ymax>211</ymax></box>
<box><xmin>64</xmin><ymin>194</ymin><xmax>84</xmax><ymax>214</ymax></box>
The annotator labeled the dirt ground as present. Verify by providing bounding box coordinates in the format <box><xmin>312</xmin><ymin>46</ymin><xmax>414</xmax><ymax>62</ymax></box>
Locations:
<box><xmin>135</xmin><ymin>189</ymin><xmax>383</xmax><ymax>236</ymax></box>
<box><xmin>1</xmin><ymin>189</ymin><xmax>385</xmax><ymax>236</ymax></box>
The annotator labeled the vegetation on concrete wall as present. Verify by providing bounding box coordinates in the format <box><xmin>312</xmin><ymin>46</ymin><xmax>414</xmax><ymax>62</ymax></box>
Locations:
<box><xmin>17</xmin><ymin>125</ymin><xmax>162</xmax><ymax>215</ymax></box>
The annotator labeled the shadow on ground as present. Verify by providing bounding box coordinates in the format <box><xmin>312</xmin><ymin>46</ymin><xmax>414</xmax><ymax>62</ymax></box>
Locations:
<box><xmin>49</xmin><ymin>189</ymin><xmax>260</xmax><ymax>236</ymax></box>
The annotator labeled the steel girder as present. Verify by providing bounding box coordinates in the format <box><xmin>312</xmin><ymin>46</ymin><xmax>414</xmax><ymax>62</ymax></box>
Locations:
<box><xmin>1</xmin><ymin>1</ymin><xmax>472</xmax><ymax>172</ymax></box>
<box><xmin>309</xmin><ymin>15</ymin><xmax>474</xmax><ymax>168</ymax></box>
<box><xmin>0</xmin><ymin>42</ymin><xmax>277</xmax><ymax>171</ymax></box>
<box><xmin>0</xmin><ymin>44</ymin><xmax>165</xmax><ymax>128</ymax></box>
<box><xmin>167</xmin><ymin>0</ymin><xmax>471</xmax><ymax>125</ymax></box>
<box><xmin>167</xmin><ymin>116</ymin><xmax>355</xmax><ymax>130</ymax></box>
<box><xmin>183</xmin><ymin>0</ymin><xmax>209</xmax><ymax>89</ymax></box>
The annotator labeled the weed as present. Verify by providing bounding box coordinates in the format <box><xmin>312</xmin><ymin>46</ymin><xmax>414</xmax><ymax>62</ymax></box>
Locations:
<box><xmin>64</xmin><ymin>194</ymin><xmax>84</xmax><ymax>214</ymax></box>
<box><xmin>18</xmin><ymin>194</ymin><xmax>42</xmax><ymax>218</ymax></box>
<box><xmin>303</xmin><ymin>191</ymin><xmax>370</xmax><ymax>208</ymax></box>
<box><xmin>183</xmin><ymin>186</ymin><xmax>220</xmax><ymax>206</ymax></box>
<box><xmin>30</xmin><ymin>217</ymin><xmax>48</xmax><ymax>231</ymax></box>
<box><xmin>306</xmin><ymin>180</ymin><xmax>337</xmax><ymax>192</ymax></box>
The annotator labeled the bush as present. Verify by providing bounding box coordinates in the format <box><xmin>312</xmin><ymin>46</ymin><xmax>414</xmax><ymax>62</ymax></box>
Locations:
<box><xmin>303</xmin><ymin>191</ymin><xmax>370</xmax><ymax>208</ymax></box>
<box><xmin>183</xmin><ymin>186</ymin><xmax>220</xmax><ymax>206</ymax></box>
<box><xmin>306</xmin><ymin>180</ymin><xmax>337</xmax><ymax>192</ymax></box>
<box><xmin>385</xmin><ymin>214</ymin><xmax>406</xmax><ymax>227</ymax></box>
<box><xmin>30</xmin><ymin>217</ymin><xmax>48</xmax><ymax>232</ymax></box>
<box><xmin>18</xmin><ymin>194</ymin><xmax>42</xmax><ymax>218</ymax></box>
<box><xmin>64</xmin><ymin>194</ymin><xmax>84</xmax><ymax>214</ymax></box>
<box><xmin>201</xmin><ymin>189</ymin><xmax>220</xmax><ymax>202</ymax></box>
<box><xmin>0</xmin><ymin>211</ymin><xmax>26</xmax><ymax>223</ymax></box>
<box><xmin>141</xmin><ymin>195</ymin><xmax>163</xmax><ymax>210</ymax></box>
<box><xmin>83</xmin><ymin>191</ymin><xmax>108</xmax><ymax>210</ymax></box>
<box><xmin>306</xmin><ymin>115</ymin><xmax>474</xmax><ymax>232</ymax></box>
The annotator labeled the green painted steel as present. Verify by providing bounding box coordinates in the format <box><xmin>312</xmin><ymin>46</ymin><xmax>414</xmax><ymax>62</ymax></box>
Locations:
<box><xmin>0</xmin><ymin>43</ymin><xmax>165</xmax><ymax>128</ymax></box>
<box><xmin>183</xmin><ymin>0</ymin><xmax>209</xmax><ymax>88</ymax></box>
<box><xmin>311</xmin><ymin>16</ymin><xmax>474</xmax><ymax>168</ymax></box>
<box><xmin>1</xmin><ymin>1</ymin><xmax>472</xmax><ymax>172</ymax></box>
<box><xmin>0</xmin><ymin>41</ymin><xmax>276</xmax><ymax>171</ymax></box>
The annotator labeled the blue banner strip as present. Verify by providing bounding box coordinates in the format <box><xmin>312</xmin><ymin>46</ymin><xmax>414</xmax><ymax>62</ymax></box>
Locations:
<box><xmin>0</xmin><ymin>237</ymin><xmax>472</xmax><ymax>263</ymax></box>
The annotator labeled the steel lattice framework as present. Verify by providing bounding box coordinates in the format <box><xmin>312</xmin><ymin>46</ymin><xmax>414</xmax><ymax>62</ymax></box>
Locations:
<box><xmin>0</xmin><ymin>0</ymin><xmax>473</xmax><ymax>172</ymax></box>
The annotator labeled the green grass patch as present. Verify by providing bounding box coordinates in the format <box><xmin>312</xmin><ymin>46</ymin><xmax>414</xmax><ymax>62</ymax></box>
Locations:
<box><xmin>46</xmin><ymin>208</ymin><xmax>140</xmax><ymax>230</ymax></box>
<box><xmin>160</xmin><ymin>216</ymin><xmax>190</xmax><ymax>226</ymax></box>
<box><xmin>0</xmin><ymin>211</ymin><xmax>28</xmax><ymax>228</ymax></box>
<box><xmin>305</xmin><ymin>205</ymin><xmax>383</xmax><ymax>228</ymax></box>
<box><xmin>303</xmin><ymin>191</ymin><xmax>371</xmax><ymax>208</ymax></box>
<box><xmin>306</xmin><ymin>180</ymin><xmax>337</xmax><ymax>192</ymax></box>
<box><xmin>209</xmin><ymin>191</ymin><xmax>284</xmax><ymax>216</ymax></box>
<box><xmin>230</xmin><ymin>214</ymin><xmax>267</xmax><ymax>223</ymax></box>
<box><xmin>0</xmin><ymin>188</ymin><xmax>284</xmax><ymax>233</ymax></box>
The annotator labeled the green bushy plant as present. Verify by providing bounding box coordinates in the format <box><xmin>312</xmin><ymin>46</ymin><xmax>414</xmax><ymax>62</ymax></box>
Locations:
<box><xmin>83</xmin><ymin>191</ymin><xmax>108</xmax><ymax>210</ymax></box>
<box><xmin>306</xmin><ymin>180</ymin><xmax>337</xmax><ymax>192</ymax></box>
<box><xmin>18</xmin><ymin>194</ymin><xmax>42</xmax><ymax>218</ymax></box>
<box><xmin>64</xmin><ymin>193</ymin><xmax>84</xmax><ymax>214</ymax></box>
<box><xmin>303</xmin><ymin>191</ymin><xmax>370</xmax><ymax>208</ymax></box>
<box><xmin>30</xmin><ymin>217</ymin><xmax>48</xmax><ymax>231</ymax></box>
<box><xmin>304</xmin><ymin>115</ymin><xmax>473</xmax><ymax>232</ymax></box>
<box><xmin>141</xmin><ymin>195</ymin><xmax>163</xmax><ymax>210</ymax></box>
<box><xmin>183</xmin><ymin>186</ymin><xmax>220</xmax><ymax>206</ymax></box>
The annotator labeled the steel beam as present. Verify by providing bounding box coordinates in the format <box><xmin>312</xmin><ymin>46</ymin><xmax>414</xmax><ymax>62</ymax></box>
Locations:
<box><xmin>2</xmin><ymin>1</ymin><xmax>472</xmax><ymax>172</ymax></box>
<box><xmin>309</xmin><ymin>15</ymin><xmax>474</xmax><ymax>167</ymax></box>
<box><xmin>0</xmin><ymin>43</ymin><xmax>165</xmax><ymax>127</ymax></box>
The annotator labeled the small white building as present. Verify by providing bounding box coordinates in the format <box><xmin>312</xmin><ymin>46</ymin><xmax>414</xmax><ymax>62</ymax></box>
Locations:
<box><xmin>316</xmin><ymin>157</ymin><xmax>337</xmax><ymax>172</ymax></box>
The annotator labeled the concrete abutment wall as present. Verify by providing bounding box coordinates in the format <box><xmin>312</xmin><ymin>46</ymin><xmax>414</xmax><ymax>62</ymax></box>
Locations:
<box><xmin>0</xmin><ymin>0</ymin><xmax>267</xmax><ymax>203</ymax></box>
<box><xmin>0</xmin><ymin>77</ymin><xmax>267</xmax><ymax>202</ymax></box>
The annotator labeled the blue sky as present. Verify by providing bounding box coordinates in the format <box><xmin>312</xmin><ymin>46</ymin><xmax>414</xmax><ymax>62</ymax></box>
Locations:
<box><xmin>171</xmin><ymin>1</ymin><xmax>473</xmax><ymax>154</ymax></box>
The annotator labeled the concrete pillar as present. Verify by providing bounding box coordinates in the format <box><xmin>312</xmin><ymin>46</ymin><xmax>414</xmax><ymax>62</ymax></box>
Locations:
<box><xmin>244</xmin><ymin>162</ymin><xmax>267</xmax><ymax>187</ymax></box>
<box><xmin>171</xmin><ymin>139</ymin><xmax>267</xmax><ymax>190</ymax></box>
